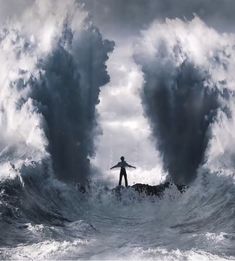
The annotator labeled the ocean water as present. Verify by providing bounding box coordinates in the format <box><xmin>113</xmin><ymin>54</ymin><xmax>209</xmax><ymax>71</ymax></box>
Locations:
<box><xmin>0</xmin><ymin>170</ymin><xmax>234</xmax><ymax>260</ymax></box>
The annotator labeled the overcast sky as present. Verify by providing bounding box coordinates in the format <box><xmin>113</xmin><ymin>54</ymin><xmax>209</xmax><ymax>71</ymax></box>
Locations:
<box><xmin>83</xmin><ymin>0</ymin><xmax>235</xmax><ymax>38</ymax></box>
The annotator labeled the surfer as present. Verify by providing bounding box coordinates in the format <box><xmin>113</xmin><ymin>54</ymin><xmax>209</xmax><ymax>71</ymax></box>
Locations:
<box><xmin>110</xmin><ymin>156</ymin><xmax>136</xmax><ymax>187</ymax></box>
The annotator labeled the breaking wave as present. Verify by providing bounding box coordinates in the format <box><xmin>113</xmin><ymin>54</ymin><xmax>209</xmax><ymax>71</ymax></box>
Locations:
<box><xmin>134</xmin><ymin>17</ymin><xmax>235</xmax><ymax>185</ymax></box>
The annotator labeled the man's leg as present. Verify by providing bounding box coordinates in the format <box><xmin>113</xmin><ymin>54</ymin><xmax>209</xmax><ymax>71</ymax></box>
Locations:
<box><xmin>119</xmin><ymin>173</ymin><xmax>122</xmax><ymax>186</ymax></box>
<box><xmin>124</xmin><ymin>174</ymin><xmax>128</xmax><ymax>187</ymax></box>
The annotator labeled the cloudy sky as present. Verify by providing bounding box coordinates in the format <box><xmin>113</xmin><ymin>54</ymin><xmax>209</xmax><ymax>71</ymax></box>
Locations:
<box><xmin>83</xmin><ymin>0</ymin><xmax>235</xmax><ymax>36</ymax></box>
<box><xmin>92</xmin><ymin>40</ymin><xmax>164</xmax><ymax>185</ymax></box>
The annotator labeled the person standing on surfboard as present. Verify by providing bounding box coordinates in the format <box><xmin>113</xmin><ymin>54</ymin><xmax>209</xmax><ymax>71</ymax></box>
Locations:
<box><xmin>110</xmin><ymin>156</ymin><xmax>136</xmax><ymax>187</ymax></box>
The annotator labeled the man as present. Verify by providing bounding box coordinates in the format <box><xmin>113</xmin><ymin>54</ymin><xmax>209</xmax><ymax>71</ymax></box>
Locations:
<box><xmin>110</xmin><ymin>156</ymin><xmax>136</xmax><ymax>187</ymax></box>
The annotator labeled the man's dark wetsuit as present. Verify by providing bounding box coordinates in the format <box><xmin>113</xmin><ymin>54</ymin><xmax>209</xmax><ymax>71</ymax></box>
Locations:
<box><xmin>110</xmin><ymin>159</ymin><xmax>136</xmax><ymax>187</ymax></box>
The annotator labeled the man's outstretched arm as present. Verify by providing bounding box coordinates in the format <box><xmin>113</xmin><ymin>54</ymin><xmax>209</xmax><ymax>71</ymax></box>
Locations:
<box><xmin>127</xmin><ymin>163</ymin><xmax>136</xmax><ymax>169</ymax></box>
<box><xmin>110</xmin><ymin>163</ymin><xmax>119</xmax><ymax>169</ymax></box>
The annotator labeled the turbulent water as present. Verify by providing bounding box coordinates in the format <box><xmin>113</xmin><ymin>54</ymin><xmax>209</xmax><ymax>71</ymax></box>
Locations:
<box><xmin>0</xmin><ymin>170</ymin><xmax>234</xmax><ymax>260</ymax></box>
<box><xmin>0</xmin><ymin>1</ymin><xmax>235</xmax><ymax>260</ymax></box>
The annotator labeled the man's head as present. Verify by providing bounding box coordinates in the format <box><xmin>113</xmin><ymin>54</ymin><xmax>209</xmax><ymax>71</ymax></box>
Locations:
<box><xmin>120</xmin><ymin>156</ymin><xmax>125</xmax><ymax>161</ymax></box>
